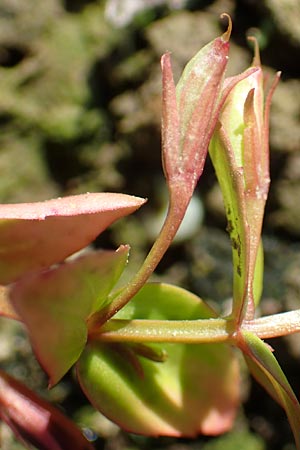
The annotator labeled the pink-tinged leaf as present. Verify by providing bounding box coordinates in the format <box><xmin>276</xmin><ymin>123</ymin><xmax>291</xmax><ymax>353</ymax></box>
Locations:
<box><xmin>77</xmin><ymin>283</ymin><xmax>240</xmax><ymax>437</ymax></box>
<box><xmin>11</xmin><ymin>247</ymin><xmax>129</xmax><ymax>386</ymax></box>
<box><xmin>0</xmin><ymin>369</ymin><xmax>93</xmax><ymax>450</ymax></box>
<box><xmin>239</xmin><ymin>331</ymin><xmax>300</xmax><ymax>449</ymax></box>
<box><xmin>0</xmin><ymin>192</ymin><xmax>145</xmax><ymax>285</ymax></box>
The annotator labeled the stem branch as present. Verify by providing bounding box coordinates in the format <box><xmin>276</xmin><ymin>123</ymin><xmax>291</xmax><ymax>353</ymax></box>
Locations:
<box><xmin>242</xmin><ymin>309</ymin><xmax>300</xmax><ymax>338</ymax></box>
<box><xmin>89</xmin><ymin>317</ymin><xmax>234</xmax><ymax>344</ymax></box>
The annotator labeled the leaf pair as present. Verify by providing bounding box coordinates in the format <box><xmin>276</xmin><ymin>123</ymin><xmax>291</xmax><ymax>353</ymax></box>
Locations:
<box><xmin>10</xmin><ymin>256</ymin><xmax>240</xmax><ymax>437</ymax></box>
<box><xmin>0</xmin><ymin>193</ymin><xmax>146</xmax><ymax>372</ymax></box>
<box><xmin>0</xmin><ymin>192</ymin><xmax>146</xmax><ymax>384</ymax></box>
<box><xmin>77</xmin><ymin>283</ymin><xmax>240</xmax><ymax>437</ymax></box>
<box><xmin>0</xmin><ymin>192</ymin><xmax>146</xmax><ymax>448</ymax></box>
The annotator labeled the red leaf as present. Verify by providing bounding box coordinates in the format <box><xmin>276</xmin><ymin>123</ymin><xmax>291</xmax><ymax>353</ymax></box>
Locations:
<box><xmin>0</xmin><ymin>192</ymin><xmax>145</xmax><ymax>284</ymax></box>
<box><xmin>0</xmin><ymin>369</ymin><xmax>93</xmax><ymax>450</ymax></box>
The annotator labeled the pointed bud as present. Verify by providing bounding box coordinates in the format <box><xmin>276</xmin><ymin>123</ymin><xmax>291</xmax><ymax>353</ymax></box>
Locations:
<box><xmin>209</xmin><ymin>38</ymin><xmax>280</xmax><ymax>321</ymax></box>
<box><xmin>161</xmin><ymin>15</ymin><xmax>232</xmax><ymax>203</ymax></box>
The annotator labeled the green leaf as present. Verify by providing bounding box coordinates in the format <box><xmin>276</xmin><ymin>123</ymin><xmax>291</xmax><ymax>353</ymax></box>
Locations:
<box><xmin>77</xmin><ymin>283</ymin><xmax>240</xmax><ymax>437</ymax></box>
<box><xmin>209</xmin><ymin>123</ymin><xmax>265</xmax><ymax>322</ymax></box>
<box><xmin>0</xmin><ymin>192</ymin><xmax>145</xmax><ymax>284</ymax></box>
<box><xmin>253</xmin><ymin>240</ymin><xmax>264</xmax><ymax>307</ymax></box>
<box><xmin>209</xmin><ymin>125</ymin><xmax>249</xmax><ymax>321</ymax></box>
<box><xmin>240</xmin><ymin>331</ymin><xmax>300</xmax><ymax>449</ymax></box>
<box><xmin>11</xmin><ymin>247</ymin><xmax>129</xmax><ymax>386</ymax></box>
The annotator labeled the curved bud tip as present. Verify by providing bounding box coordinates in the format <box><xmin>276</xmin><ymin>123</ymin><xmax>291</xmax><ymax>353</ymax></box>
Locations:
<box><xmin>247</xmin><ymin>36</ymin><xmax>261</xmax><ymax>66</ymax></box>
<box><xmin>220</xmin><ymin>13</ymin><xmax>232</xmax><ymax>42</ymax></box>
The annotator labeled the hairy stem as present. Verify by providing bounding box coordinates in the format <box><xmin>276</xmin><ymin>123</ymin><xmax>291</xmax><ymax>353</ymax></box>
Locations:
<box><xmin>89</xmin><ymin>317</ymin><xmax>234</xmax><ymax>344</ymax></box>
<box><xmin>89</xmin><ymin>309</ymin><xmax>300</xmax><ymax>346</ymax></box>
<box><xmin>92</xmin><ymin>189</ymin><xmax>190</xmax><ymax>326</ymax></box>
<box><xmin>242</xmin><ymin>309</ymin><xmax>300</xmax><ymax>338</ymax></box>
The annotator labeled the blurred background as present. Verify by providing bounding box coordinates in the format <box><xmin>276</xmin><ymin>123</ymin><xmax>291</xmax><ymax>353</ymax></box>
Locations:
<box><xmin>0</xmin><ymin>0</ymin><xmax>299</xmax><ymax>449</ymax></box>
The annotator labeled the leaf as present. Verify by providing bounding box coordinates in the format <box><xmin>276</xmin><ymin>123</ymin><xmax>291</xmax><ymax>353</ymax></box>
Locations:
<box><xmin>253</xmin><ymin>240</ymin><xmax>264</xmax><ymax>308</ymax></box>
<box><xmin>10</xmin><ymin>246</ymin><xmax>129</xmax><ymax>386</ymax></box>
<box><xmin>0</xmin><ymin>369</ymin><xmax>93</xmax><ymax>450</ymax></box>
<box><xmin>77</xmin><ymin>283</ymin><xmax>240</xmax><ymax>437</ymax></box>
<box><xmin>209</xmin><ymin>121</ymin><xmax>265</xmax><ymax>322</ymax></box>
<box><xmin>209</xmin><ymin>124</ymin><xmax>249</xmax><ymax>322</ymax></box>
<box><xmin>0</xmin><ymin>192</ymin><xmax>145</xmax><ymax>284</ymax></box>
<box><xmin>240</xmin><ymin>331</ymin><xmax>300</xmax><ymax>449</ymax></box>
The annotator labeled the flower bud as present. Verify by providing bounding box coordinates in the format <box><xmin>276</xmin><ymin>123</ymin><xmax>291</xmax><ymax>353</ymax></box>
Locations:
<box><xmin>209</xmin><ymin>38</ymin><xmax>280</xmax><ymax>320</ymax></box>
<box><xmin>161</xmin><ymin>15</ymin><xmax>232</xmax><ymax>203</ymax></box>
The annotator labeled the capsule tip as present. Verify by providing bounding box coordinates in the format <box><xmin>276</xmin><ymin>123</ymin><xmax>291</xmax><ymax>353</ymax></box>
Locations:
<box><xmin>220</xmin><ymin>13</ymin><xmax>232</xmax><ymax>42</ymax></box>
<box><xmin>247</xmin><ymin>35</ymin><xmax>261</xmax><ymax>66</ymax></box>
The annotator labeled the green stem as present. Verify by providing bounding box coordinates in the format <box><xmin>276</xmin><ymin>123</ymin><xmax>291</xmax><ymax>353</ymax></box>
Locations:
<box><xmin>89</xmin><ymin>317</ymin><xmax>235</xmax><ymax>344</ymax></box>
<box><xmin>89</xmin><ymin>309</ymin><xmax>300</xmax><ymax>346</ymax></box>
<box><xmin>92</xmin><ymin>190</ymin><xmax>190</xmax><ymax>326</ymax></box>
<box><xmin>242</xmin><ymin>309</ymin><xmax>300</xmax><ymax>338</ymax></box>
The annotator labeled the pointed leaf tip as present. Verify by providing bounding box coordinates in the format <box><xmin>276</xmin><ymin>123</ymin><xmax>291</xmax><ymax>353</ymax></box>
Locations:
<box><xmin>220</xmin><ymin>13</ymin><xmax>232</xmax><ymax>42</ymax></box>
